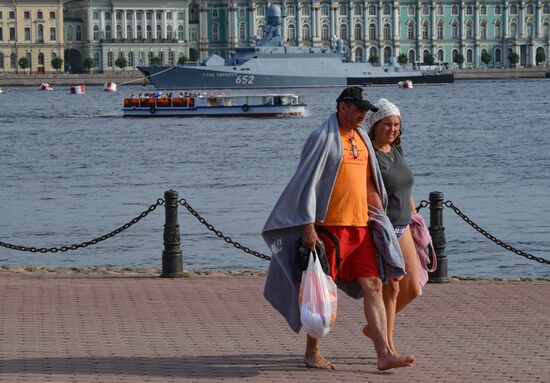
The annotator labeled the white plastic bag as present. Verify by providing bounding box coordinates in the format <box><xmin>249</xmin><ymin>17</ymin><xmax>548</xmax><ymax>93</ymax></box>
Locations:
<box><xmin>298</xmin><ymin>250</ymin><xmax>337</xmax><ymax>339</ymax></box>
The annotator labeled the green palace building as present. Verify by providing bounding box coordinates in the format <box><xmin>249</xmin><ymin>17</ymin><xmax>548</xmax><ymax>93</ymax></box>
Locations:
<box><xmin>197</xmin><ymin>0</ymin><xmax>550</xmax><ymax>68</ymax></box>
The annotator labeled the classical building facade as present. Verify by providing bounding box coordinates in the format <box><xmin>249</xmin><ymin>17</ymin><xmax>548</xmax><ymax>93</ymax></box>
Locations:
<box><xmin>63</xmin><ymin>0</ymin><xmax>191</xmax><ymax>73</ymax></box>
<box><xmin>0</xmin><ymin>0</ymin><xmax>65</xmax><ymax>73</ymax></box>
<box><xmin>200</xmin><ymin>0</ymin><xmax>550</xmax><ymax>68</ymax></box>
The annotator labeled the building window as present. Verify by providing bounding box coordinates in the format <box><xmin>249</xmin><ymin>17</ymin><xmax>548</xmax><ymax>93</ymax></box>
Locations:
<box><xmin>510</xmin><ymin>5</ymin><xmax>517</xmax><ymax>15</ymax></box>
<box><xmin>0</xmin><ymin>53</ymin><xmax>4</xmax><ymax>69</ymax></box>
<box><xmin>37</xmin><ymin>24</ymin><xmax>44</xmax><ymax>41</ymax></box>
<box><xmin>422</xmin><ymin>5</ymin><xmax>429</xmax><ymax>15</ymax></box>
<box><xmin>340</xmin><ymin>3</ymin><xmax>348</xmax><ymax>16</ymax></box>
<box><xmin>354</xmin><ymin>23</ymin><xmax>362</xmax><ymax>40</ymax></box>
<box><xmin>437</xmin><ymin>49</ymin><xmax>444</xmax><ymax>62</ymax></box>
<box><xmin>384</xmin><ymin>4</ymin><xmax>391</xmax><ymax>15</ymax></box>
<box><xmin>495</xmin><ymin>5</ymin><xmax>501</xmax><ymax>15</ymax></box>
<box><xmin>408</xmin><ymin>5</ymin><xmax>415</xmax><ymax>16</ymax></box>
<box><xmin>527</xmin><ymin>22</ymin><xmax>533</xmax><ymax>38</ymax></box>
<box><xmin>93</xmin><ymin>11</ymin><xmax>99</xmax><ymax>20</ymax></box>
<box><xmin>178</xmin><ymin>25</ymin><xmax>184</xmax><ymax>40</ymax></box>
<box><xmin>156</xmin><ymin>25</ymin><xmax>162</xmax><ymax>39</ymax></box>
<box><xmin>178</xmin><ymin>12</ymin><xmax>183</xmax><ymax>20</ymax></box>
<box><xmin>9</xmin><ymin>11</ymin><xmax>15</xmax><ymax>19</ymax></box>
<box><xmin>354</xmin><ymin>47</ymin><xmax>363</xmax><ymax>62</ymax></box>
<box><xmin>494</xmin><ymin>21</ymin><xmax>501</xmax><ymax>39</ymax></box>
<box><xmin>544</xmin><ymin>22</ymin><xmax>550</xmax><ymax>38</ymax></box>
<box><xmin>10</xmin><ymin>27</ymin><xmax>16</xmax><ymax>40</ymax></box>
<box><xmin>437</xmin><ymin>22</ymin><xmax>443</xmax><ymax>39</ymax></box>
<box><xmin>50</xmin><ymin>11</ymin><xmax>55</xmax><ymax>19</ymax></box>
<box><xmin>510</xmin><ymin>23</ymin><xmax>517</xmax><ymax>38</ymax></box>
<box><xmin>527</xmin><ymin>5</ymin><xmax>533</xmax><ymax>15</ymax></box>
<box><xmin>147</xmin><ymin>12</ymin><xmax>152</xmax><ymax>20</ymax></box>
<box><xmin>466</xmin><ymin>6</ymin><xmax>473</xmax><ymax>16</ymax></box>
<box><xmin>451</xmin><ymin>5</ymin><xmax>458</xmax><ymax>16</ymax></box>
<box><xmin>148</xmin><ymin>51</ymin><xmax>154</xmax><ymax>64</ymax></box>
<box><xmin>437</xmin><ymin>5</ymin><xmax>443</xmax><ymax>16</ymax></box>
<box><xmin>239</xmin><ymin>22</ymin><xmax>246</xmax><ymax>40</ymax></box>
<box><xmin>481</xmin><ymin>22</ymin><xmax>487</xmax><ymax>39</ymax></box>
<box><xmin>127</xmin><ymin>25</ymin><xmax>133</xmax><ymax>39</ymax></box>
<box><xmin>24</xmin><ymin>11</ymin><xmax>30</xmax><ymax>19</ymax></box>
<box><xmin>321</xmin><ymin>24</ymin><xmax>329</xmax><ymax>40</ymax></box>
<box><xmin>340</xmin><ymin>24</ymin><xmax>348</xmax><ymax>40</ymax></box>
<box><xmin>408</xmin><ymin>22</ymin><xmax>415</xmax><ymax>39</ymax></box>
<box><xmin>105</xmin><ymin>25</ymin><xmax>111</xmax><ymax>39</ymax></box>
<box><xmin>451</xmin><ymin>22</ymin><xmax>459</xmax><ymax>39</ymax></box>
<box><xmin>93</xmin><ymin>25</ymin><xmax>99</xmax><ymax>40</ymax></box>
<box><xmin>354</xmin><ymin>4</ymin><xmax>362</xmax><ymax>16</ymax></box>
<box><xmin>37</xmin><ymin>52</ymin><xmax>43</xmax><ymax>66</ymax></box>
<box><xmin>24</xmin><ymin>28</ymin><xmax>31</xmax><ymax>41</ymax></box>
<box><xmin>303</xmin><ymin>5</ymin><xmax>311</xmax><ymax>17</ymax></box>
<box><xmin>137</xmin><ymin>25</ymin><xmax>143</xmax><ymax>39</ymax></box>
<box><xmin>239</xmin><ymin>8</ymin><xmax>246</xmax><ymax>18</ymax></box>
<box><xmin>288</xmin><ymin>24</ymin><xmax>295</xmax><ymax>40</ymax></box>
<box><xmin>128</xmin><ymin>52</ymin><xmax>134</xmax><ymax>67</ymax></box>
<box><xmin>321</xmin><ymin>5</ymin><xmax>329</xmax><ymax>16</ymax></box>
<box><xmin>212</xmin><ymin>23</ymin><xmax>220</xmax><ymax>40</ymax></box>
<box><xmin>146</xmin><ymin>25</ymin><xmax>152</xmax><ymax>39</ymax></box>
<box><xmin>408</xmin><ymin>49</ymin><xmax>415</xmax><ymax>64</ymax></box>
<box><xmin>156</xmin><ymin>12</ymin><xmax>162</xmax><ymax>20</ymax></box>
<box><xmin>50</xmin><ymin>27</ymin><xmax>56</xmax><ymax>41</ymax></box>
<box><xmin>212</xmin><ymin>8</ymin><xmax>219</xmax><ymax>18</ymax></box>
<box><xmin>370</xmin><ymin>23</ymin><xmax>377</xmax><ymax>40</ymax></box>
<box><xmin>168</xmin><ymin>51</ymin><xmax>175</xmax><ymax>66</ymax></box>
<box><xmin>302</xmin><ymin>24</ymin><xmax>311</xmax><ymax>40</ymax></box>
<box><xmin>0</xmin><ymin>27</ymin><xmax>3</xmax><ymax>41</ymax></box>
<box><xmin>369</xmin><ymin>5</ymin><xmax>377</xmax><ymax>16</ymax></box>
<box><xmin>107</xmin><ymin>51</ymin><xmax>113</xmax><ymax>67</ymax></box>
<box><xmin>495</xmin><ymin>48</ymin><xmax>502</xmax><ymax>63</ymax></box>
<box><xmin>166</xmin><ymin>25</ymin><xmax>172</xmax><ymax>39</ymax></box>
<box><xmin>544</xmin><ymin>5</ymin><xmax>550</xmax><ymax>14</ymax></box>
<box><xmin>167</xmin><ymin>12</ymin><xmax>172</xmax><ymax>20</ymax></box>
<box><xmin>10</xmin><ymin>53</ymin><xmax>17</xmax><ymax>69</ymax></box>
<box><xmin>287</xmin><ymin>5</ymin><xmax>296</xmax><ymax>17</ymax></box>
<box><xmin>383</xmin><ymin>23</ymin><xmax>391</xmax><ymax>40</ymax></box>
<box><xmin>37</xmin><ymin>11</ymin><xmax>43</xmax><ymax>19</ymax></box>
<box><xmin>257</xmin><ymin>6</ymin><xmax>265</xmax><ymax>16</ymax></box>
<box><xmin>480</xmin><ymin>5</ymin><xmax>487</xmax><ymax>16</ymax></box>
<box><xmin>76</xmin><ymin>26</ymin><xmax>82</xmax><ymax>41</ymax></box>
<box><xmin>466</xmin><ymin>22</ymin><xmax>473</xmax><ymax>38</ymax></box>
<box><xmin>466</xmin><ymin>49</ymin><xmax>473</xmax><ymax>63</ymax></box>
<box><xmin>422</xmin><ymin>22</ymin><xmax>429</xmax><ymax>39</ymax></box>
<box><xmin>117</xmin><ymin>25</ymin><xmax>122</xmax><ymax>38</ymax></box>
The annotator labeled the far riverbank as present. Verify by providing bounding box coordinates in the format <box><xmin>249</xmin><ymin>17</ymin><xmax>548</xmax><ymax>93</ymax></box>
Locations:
<box><xmin>1</xmin><ymin>67</ymin><xmax>548</xmax><ymax>87</ymax></box>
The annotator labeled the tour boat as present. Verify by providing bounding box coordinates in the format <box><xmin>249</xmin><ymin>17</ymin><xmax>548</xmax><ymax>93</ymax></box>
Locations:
<box><xmin>39</xmin><ymin>82</ymin><xmax>53</xmax><ymax>91</ymax></box>
<box><xmin>122</xmin><ymin>91</ymin><xmax>306</xmax><ymax>118</ymax></box>
<box><xmin>104</xmin><ymin>82</ymin><xmax>118</xmax><ymax>92</ymax></box>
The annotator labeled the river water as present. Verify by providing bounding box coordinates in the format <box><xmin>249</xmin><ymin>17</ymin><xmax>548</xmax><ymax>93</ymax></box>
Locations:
<box><xmin>0</xmin><ymin>80</ymin><xmax>549</xmax><ymax>278</ymax></box>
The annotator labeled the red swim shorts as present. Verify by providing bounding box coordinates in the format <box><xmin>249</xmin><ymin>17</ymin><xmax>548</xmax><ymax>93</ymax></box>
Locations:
<box><xmin>316</xmin><ymin>226</ymin><xmax>379</xmax><ymax>283</ymax></box>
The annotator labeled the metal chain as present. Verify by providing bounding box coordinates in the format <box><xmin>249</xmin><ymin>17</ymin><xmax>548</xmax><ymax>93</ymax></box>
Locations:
<box><xmin>443</xmin><ymin>200</ymin><xmax>550</xmax><ymax>265</ymax></box>
<box><xmin>416</xmin><ymin>200</ymin><xmax>429</xmax><ymax>212</ymax></box>
<box><xmin>0</xmin><ymin>199</ymin><xmax>165</xmax><ymax>253</ymax></box>
<box><xmin>178</xmin><ymin>198</ymin><xmax>271</xmax><ymax>261</ymax></box>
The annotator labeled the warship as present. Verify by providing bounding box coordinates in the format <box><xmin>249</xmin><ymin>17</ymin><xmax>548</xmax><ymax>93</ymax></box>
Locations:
<box><xmin>138</xmin><ymin>4</ymin><xmax>453</xmax><ymax>90</ymax></box>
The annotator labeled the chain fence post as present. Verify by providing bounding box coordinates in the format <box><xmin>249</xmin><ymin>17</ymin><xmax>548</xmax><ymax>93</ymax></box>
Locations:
<box><xmin>428</xmin><ymin>191</ymin><xmax>449</xmax><ymax>283</ymax></box>
<box><xmin>161</xmin><ymin>189</ymin><xmax>183</xmax><ymax>278</ymax></box>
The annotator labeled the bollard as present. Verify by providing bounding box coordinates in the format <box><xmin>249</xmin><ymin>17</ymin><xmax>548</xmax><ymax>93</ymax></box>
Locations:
<box><xmin>161</xmin><ymin>189</ymin><xmax>183</xmax><ymax>278</ymax></box>
<box><xmin>428</xmin><ymin>191</ymin><xmax>449</xmax><ymax>283</ymax></box>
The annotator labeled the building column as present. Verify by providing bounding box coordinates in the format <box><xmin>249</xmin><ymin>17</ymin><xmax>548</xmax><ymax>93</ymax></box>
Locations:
<box><xmin>163</xmin><ymin>11</ymin><xmax>167</xmax><ymax>39</ymax></box>
<box><xmin>378</xmin><ymin>1</ymin><xmax>383</xmax><ymax>64</ymax></box>
<box><xmin>536</xmin><ymin>3</ymin><xmax>542</xmax><ymax>37</ymax></box>
<box><xmin>460</xmin><ymin>2</ymin><xmax>465</xmax><ymax>40</ymax></box>
<box><xmin>474</xmin><ymin>3</ymin><xmax>480</xmax><ymax>40</ymax></box>
<box><xmin>184</xmin><ymin>8</ymin><xmax>189</xmax><ymax>41</ymax></box>
<box><xmin>504</xmin><ymin>3</ymin><xmax>509</xmax><ymax>37</ymax></box>
<box><xmin>249</xmin><ymin>2</ymin><xmax>257</xmax><ymax>44</ymax></box>
<box><xmin>520</xmin><ymin>2</ymin><xmax>525</xmax><ymax>37</ymax></box>
<box><xmin>393</xmin><ymin>2</ymin><xmax>400</xmax><ymax>40</ymax></box>
<box><xmin>331</xmin><ymin>5</ymin><xmax>338</xmax><ymax>38</ymax></box>
<box><xmin>153</xmin><ymin>10</ymin><xmax>157</xmax><ymax>39</ymax></box>
<box><xmin>363</xmin><ymin>4</ymin><xmax>369</xmax><ymax>41</ymax></box>
<box><xmin>199</xmin><ymin>3</ymin><xmax>209</xmax><ymax>59</ymax></box>
<box><xmin>297</xmin><ymin>2</ymin><xmax>303</xmax><ymax>43</ymax></box>
<box><xmin>100</xmin><ymin>10</ymin><xmax>105</xmax><ymax>40</ymax></box>
<box><xmin>123</xmin><ymin>10</ymin><xmax>128</xmax><ymax>39</ymax></box>
<box><xmin>134</xmin><ymin>11</ymin><xmax>138</xmax><ymax>39</ymax></box>
<box><xmin>431</xmin><ymin>2</ymin><xmax>436</xmax><ymax>42</ymax></box>
<box><xmin>313</xmin><ymin>3</ymin><xmax>321</xmax><ymax>46</ymax></box>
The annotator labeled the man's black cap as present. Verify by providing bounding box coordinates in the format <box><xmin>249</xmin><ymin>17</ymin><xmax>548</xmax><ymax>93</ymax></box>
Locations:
<box><xmin>336</xmin><ymin>86</ymin><xmax>379</xmax><ymax>112</ymax></box>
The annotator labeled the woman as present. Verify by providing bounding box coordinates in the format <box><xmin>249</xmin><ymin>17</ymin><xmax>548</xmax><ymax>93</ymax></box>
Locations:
<box><xmin>365</xmin><ymin>98</ymin><xmax>422</xmax><ymax>354</ymax></box>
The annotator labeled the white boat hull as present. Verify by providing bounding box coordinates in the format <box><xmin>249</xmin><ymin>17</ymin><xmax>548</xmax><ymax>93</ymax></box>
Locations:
<box><xmin>122</xmin><ymin>104</ymin><xmax>305</xmax><ymax>118</ymax></box>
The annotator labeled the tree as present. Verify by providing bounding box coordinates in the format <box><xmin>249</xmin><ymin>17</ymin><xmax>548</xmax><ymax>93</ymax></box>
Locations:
<box><xmin>453</xmin><ymin>52</ymin><xmax>465</xmax><ymax>67</ymax></box>
<box><xmin>423</xmin><ymin>53</ymin><xmax>435</xmax><ymax>65</ymax></box>
<box><xmin>508</xmin><ymin>52</ymin><xmax>520</xmax><ymax>67</ymax></box>
<box><xmin>51</xmin><ymin>57</ymin><xmax>63</xmax><ymax>72</ymax></box>
<box><xmin>368</xmin><ymin>54</ymin><xmax>378</xmax><ymax>66</ymax></box>
<box><xmin>536</xmin><ymin>51</ymin><xmax>546</xmax><ymax>66</ymax></box>
<box><xmin>83</xmin><ymin>57</ymin><xmax>95</xmax><ymax>73</ymax></box>
<box><xmin>177</xmin><ymin>55</ymin><xmax>189</xmax><ymax>65</ymax></box>
<box><xmin>150</xmin><ymin>56</ymin><xmax>162</xmax><ymax>65</ymax></box>
<box><xmin>18</xmin><ymin>57</ymin><xmax>30</xmax><ymax>73</ymax></box>
<box><xmin>481</xmin><ymin>51</ymin><xmax>492</xmax><ymax>66</ymax></box>
<box><xmin>115</xmin><ymin>57</ymin><xmax>128</xmax><ymax>71</ymax></box>
<box><xmin>397</xmin><ymin>53</ymin><xmax>408</xmax><ymax>65</ymax></box>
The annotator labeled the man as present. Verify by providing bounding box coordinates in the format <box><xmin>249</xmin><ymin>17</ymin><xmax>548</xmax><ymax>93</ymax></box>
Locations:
<box><xmin>262</xmin><ymin>86</ymin><xmax>414</xmax><ymax>371</ymax></box>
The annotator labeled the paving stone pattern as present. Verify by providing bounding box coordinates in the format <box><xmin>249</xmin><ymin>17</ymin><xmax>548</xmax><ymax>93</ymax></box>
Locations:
<box><xmin>0</xmin><ymin>273</ymin><xmax>548</xmax><ymax>383</ymax></box>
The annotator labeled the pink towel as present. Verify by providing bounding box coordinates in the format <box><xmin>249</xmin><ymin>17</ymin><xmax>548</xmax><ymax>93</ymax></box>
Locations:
<box><xmin>410</xmin><ymin>212</ymin><xmax>437</xmax><ymax>276</ymax></box>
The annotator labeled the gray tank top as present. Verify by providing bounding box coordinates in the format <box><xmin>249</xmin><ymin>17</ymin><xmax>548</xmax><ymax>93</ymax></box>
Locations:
<box><xmin>374</xmin><ymin>145</ymin><xmax>415</xmax><ymax>226</ymax></box>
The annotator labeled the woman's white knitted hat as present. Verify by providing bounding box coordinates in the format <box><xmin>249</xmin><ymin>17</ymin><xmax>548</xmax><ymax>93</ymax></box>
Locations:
<box><xmin>365</xmin><ymin>98</ymin><xmax>400</xmax><ymax>129</ymax></box>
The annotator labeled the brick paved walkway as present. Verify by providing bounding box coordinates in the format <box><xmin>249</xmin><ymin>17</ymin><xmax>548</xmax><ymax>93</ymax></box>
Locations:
<box><xmin>0</xmin><ymin>272</ymin><xmax>548</xmax><ymax>383</ymax></box>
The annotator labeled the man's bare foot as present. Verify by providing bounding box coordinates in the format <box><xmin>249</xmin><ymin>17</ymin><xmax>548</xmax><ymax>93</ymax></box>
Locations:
<box><xmin>304</xmin><ymin>351</ymin><xmax>336</xmax><ymax>369</ymax></box>
<box><xmin>377</xmin><ymin>353</ymin><xmax>415</xmax><ymax>371</ymax></box>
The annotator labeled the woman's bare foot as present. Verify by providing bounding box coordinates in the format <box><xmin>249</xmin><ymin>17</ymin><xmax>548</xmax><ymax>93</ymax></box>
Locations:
<box><xmin>304</xmin><ymin>351</ymin><xmax>336</xmax><ymax>369</ymax></box>
<box><xmin>377</xmin><ymin>353</ymin><xmax>415</xmax><ymax>371</ymax></box>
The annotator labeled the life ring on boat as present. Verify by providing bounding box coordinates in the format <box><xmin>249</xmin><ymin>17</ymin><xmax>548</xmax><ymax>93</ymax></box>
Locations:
<box><xmin>150</xmin><ymin>106</ymin><xmax>157</xmax><ymax>114</ymax></box>
<box><xmin>241</xmin><ymin>104</ymin><xmax>249</xmax><ymax>112</ymax></box>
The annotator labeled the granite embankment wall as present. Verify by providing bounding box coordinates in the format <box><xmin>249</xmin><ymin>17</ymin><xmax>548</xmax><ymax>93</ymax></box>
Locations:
<box><xmin>0</xmin><ymin>67</ymin><xmax>548</xmax><ymax>86</ymax></box>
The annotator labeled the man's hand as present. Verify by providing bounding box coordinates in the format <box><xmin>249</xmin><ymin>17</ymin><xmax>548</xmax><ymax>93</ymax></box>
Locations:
<box><xmin>301</xmin><ymin>223</ymin><xmax>320</xmax><ymax>250</ymax></box>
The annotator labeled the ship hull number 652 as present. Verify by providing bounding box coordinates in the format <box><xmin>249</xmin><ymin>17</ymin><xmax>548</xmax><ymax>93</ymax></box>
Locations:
<box><xmin>235</xmin><ymin>75</ymin><xmax>255</xmax><ymax>84</ymax></box>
